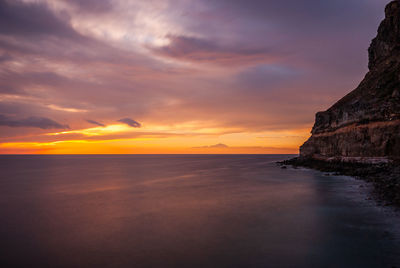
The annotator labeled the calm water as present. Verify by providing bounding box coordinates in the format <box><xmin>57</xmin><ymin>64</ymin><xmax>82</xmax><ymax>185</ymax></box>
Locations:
<box><xmin>0</xmin><ymin>155</ymin><xmax>399</xmax><ymax>267</ymax></box>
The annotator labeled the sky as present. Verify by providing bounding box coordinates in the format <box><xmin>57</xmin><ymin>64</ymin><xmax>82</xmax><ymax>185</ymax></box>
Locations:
<box><xmin>0</xmin><ymin>0</ymin><xmax>389</xmax><ymax>154</ymax></box>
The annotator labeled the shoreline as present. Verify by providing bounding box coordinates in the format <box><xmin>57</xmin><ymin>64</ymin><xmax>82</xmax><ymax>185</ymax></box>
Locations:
<box><xmin>279</xmin><ymin>157</ymin><xmax>400</xmax><ymax>208</ymax></box>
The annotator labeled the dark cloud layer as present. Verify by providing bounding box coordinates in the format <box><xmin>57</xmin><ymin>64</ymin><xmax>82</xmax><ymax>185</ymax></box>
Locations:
<box><xmin>203</xmin><ymin>0</ymin><xmax>384</xmax><ymax>31</ymax></box>
<box><xmin>0</xmin><ymin>53</ymin><xmax>12</xmax><ymax>62</ymax></box>
<box><xmin>152</xmin><ymin>35</ymin><xmax>275</xmax><ymax>65</ymax></box>
<box><xmin>0</xmin><ymin>114</ymin><xmax>69</xmax><ymax>129</ymax></box>
<box><xmin>118</xmin><ymin>118</ymin><xmax>142</xmax><ymax>128</ymax></box>
<box><xmin>0</xmin><ymin>0</ymin><xmax>80</xmax><ymax>38</ymax></box>
<box><xmin>86</xmin><ymin>119</ymin><xmax>105</xmax><ymax>127</ymax></box>
<box><xmin>0</xmin><ymin>86</ymin><xmax>25</xmax><ymax>95</ymax></box>
<box><xmin>66</xmin><ymin>0</ymin><xmax>113</xmax><ymax>13</ymax></box>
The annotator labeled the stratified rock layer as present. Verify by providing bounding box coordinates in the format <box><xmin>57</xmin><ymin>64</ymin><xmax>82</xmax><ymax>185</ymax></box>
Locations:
<box><xmin>300</xmin><ymin>0</ymin><xmax>400</xmax><ymax>162</ymax></box>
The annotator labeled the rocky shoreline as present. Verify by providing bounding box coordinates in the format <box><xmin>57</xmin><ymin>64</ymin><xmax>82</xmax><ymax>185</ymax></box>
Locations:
<box><xmin>279</xmin><ymin>157</ymin><xmax>400</xmax><ymax>208</ymax></box>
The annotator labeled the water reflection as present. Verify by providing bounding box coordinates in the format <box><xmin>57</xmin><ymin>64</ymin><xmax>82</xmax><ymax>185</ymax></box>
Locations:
<box><xmin>0</xmin><ymin>155</ymin><xmax>399</xmax><ymax>267</ymax></box>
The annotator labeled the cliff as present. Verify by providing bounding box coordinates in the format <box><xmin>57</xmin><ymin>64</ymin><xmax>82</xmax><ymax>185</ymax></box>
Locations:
<box><xmin>300</xmin><ymin>0</ymin><xmax>400</xmax><ymax>163</ymax></box>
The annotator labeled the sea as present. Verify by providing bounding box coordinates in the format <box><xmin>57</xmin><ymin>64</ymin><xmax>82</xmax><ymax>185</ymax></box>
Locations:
<box><xmin>0</xmin><ymin>154</ymin><xmax>399</xmax><ymax>267</ymax></box>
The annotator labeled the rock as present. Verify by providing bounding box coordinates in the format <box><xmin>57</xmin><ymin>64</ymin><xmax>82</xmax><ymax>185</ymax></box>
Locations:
<box><xmin>300</xmin><ymin>0</ymin><xmax>400</xmax><ymax>162</ymax></box>
<box><xmin>368</xmin><ymin>1</ymin><xmax>400</xmax><ymax>70</ymax></box>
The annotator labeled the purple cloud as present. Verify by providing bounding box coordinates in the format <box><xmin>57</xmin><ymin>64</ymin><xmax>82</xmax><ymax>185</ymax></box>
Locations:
<box><xmin>0</xmin><ymin>114</ymin><xmax>69</xmax><ymax>129</ymax></box>
<box><xmin>151</xmin><ymin>35</ymin><xmax>275</xmax><ymax>66</ymax></box>
<box><xmin>117</xmin><ymin>118</ymin><xmax>141</xmax><ymax>128</ymax></box>
<box><xmin>86</xmin><ymin>119</ymin><xmax>105</xmax><ymax>127</ymax></box>
<box><xmin>0</xmin><ymin>53</ymin><xmax>12</xmax><ymax>63</ymax></box>
<box><xmin>65</xmin><ymin>0</ymin><xmax>113</xmax><ymax>13</ymax></box>
<box><xmin>0</xmin><ymin>0</ymin><xmax>81</xmax><ymax>39</ymax></box>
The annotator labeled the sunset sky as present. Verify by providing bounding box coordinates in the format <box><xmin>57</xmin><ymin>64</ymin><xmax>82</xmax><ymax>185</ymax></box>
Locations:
<box><xmin>0</xmin><ymin>0</ymin><xmax>388</xmax><ymax>154</ymax></box>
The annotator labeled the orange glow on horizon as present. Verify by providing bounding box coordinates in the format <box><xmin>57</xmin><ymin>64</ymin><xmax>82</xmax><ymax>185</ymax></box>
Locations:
<box><xmin>0</xmin><ymin>135</ymin><xmax>306</xmax><ymax>155</ymax></box>
<box><xmin>0</xmin><ymin>141</ymin><xmax>299</xmax><ymax>154</ymax></box>
<box><xmin>0</xmin><ymin>122</ymin><xmax>309</xmax><ymax>154</ymax></box>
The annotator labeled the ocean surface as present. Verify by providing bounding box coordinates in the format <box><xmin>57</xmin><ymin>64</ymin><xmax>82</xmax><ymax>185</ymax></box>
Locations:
<box><xmin>0</xmin><ymin>154</ymin><xmax>399</xmax><ymax>267</ymax></box>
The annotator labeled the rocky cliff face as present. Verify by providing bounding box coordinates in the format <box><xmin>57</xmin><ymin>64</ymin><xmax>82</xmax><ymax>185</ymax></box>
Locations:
<box><xmin>300</xmin><ymin>0</ymin><xmax>400</xmax><ymax>162</ymax></box>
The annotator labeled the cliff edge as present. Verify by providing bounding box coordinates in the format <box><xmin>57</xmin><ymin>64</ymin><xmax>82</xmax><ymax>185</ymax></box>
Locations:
<box><xmin>300</xmin><ymin>0</ymin><xmax>400</xmax><ymax>163</ymax></box>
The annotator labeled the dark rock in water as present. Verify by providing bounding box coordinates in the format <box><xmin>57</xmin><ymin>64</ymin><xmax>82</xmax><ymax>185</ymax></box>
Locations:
<box><xmin>300</xmin><ymin>0</ymin><xmax>400</xmax><ymax>163</ymax></box>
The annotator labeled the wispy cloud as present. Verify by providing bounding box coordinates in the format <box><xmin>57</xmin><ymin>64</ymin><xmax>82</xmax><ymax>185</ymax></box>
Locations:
<box><xmin>151</xmin><ymin>35</ymin><xmax>277</xmax><ymax>66</ymax></box>
<box><xmin>0</xmin><ymin>114</ymin><xmax>69</xmax><ymax>129</ymax></box>
<box><xmin>117</xmin><ymin>118</ymin><xmax>141</xmax><ymax>128</ymax></box>
<box><xmin>65</xmin><ymin>0</ymin><xmax>113</xmax><ymax>13</ymax></box>
<box><xmin>0</xmin><ymin>0</ymin><xmax>81</xmax><ymax>39</ymax></box>
<box><xmin>86</xmin><ymin>119</ymin><xmax>105</xmax><ymax>127</ymax></box>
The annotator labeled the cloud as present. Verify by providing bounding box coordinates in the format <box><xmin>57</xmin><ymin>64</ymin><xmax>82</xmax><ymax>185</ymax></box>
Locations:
<box><xmin>0</xmin><ymin>0</ymin><xmax>390</xmax><ymax>153</ymax></box>
<box><xmin>202</xmin><ymin>0</ymin><xmax>381</xmax><ymax>31</ymax></box>
<box><xmin>151</xmin><ymin>35</ymin><xmax>277</xmax><ymax>66</ymax></box>
<box><xmin>235</xmin><ymin>64</ymin><xmax>299</xmax><ymax>89</ymax></box>
<box><xmin>194</xmin><ymin>143</ymin><xmax>229</xmax><ymax>149</ymax></box>
<box><xmin>0</xmin><ymin>53</ymin><xmax>12</xmax><ymax>63</ymax></box>
<box><xmin>65</xmin><ymin>0</ymin><xmax>113</xmax><ymax>13</ymax></box>
<box><xmin>0</xmin><ymin>114</ymin><xmax>69</xmax><ymax>129</ymax></box>
<box><xmin>0</xmin><ymin>86</ymin><xmax>26</xmax><ymax>96</ymax></box>
<box><xmin>0</xmin><ymin>0</ymin><xmax>81</xmax><ymax>39</ymax></box>
<box><xmin>86</xmin><ymin>119</ymin><xmax>105</xmax><ymax>127</ymax></box>
<box><xmin>117</xmin><ymin>118</ymin><xmax>141</xmax><ymax>128</ymax></box>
